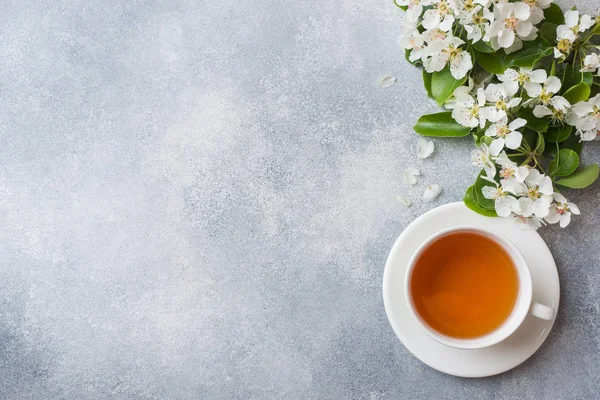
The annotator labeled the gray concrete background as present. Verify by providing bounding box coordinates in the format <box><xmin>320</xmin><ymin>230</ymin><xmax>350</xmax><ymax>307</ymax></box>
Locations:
<box><xmin>1</xmin><ymin>0</ymin><xmax>600</xmax><ymax>399</ymax></box>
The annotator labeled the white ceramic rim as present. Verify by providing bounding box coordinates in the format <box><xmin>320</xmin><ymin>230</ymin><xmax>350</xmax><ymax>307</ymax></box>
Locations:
<box><xmin>404</xmin><ymin>225</ymin><xmax>533</xmax><ymax>350</ymax></box>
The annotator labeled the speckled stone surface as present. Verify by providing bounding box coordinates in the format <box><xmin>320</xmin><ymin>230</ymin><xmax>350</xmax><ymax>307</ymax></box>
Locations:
<box><xmin>2</xmin><ymin>1</ymin><xmax>600</xmax><ymax>399</ymax></box>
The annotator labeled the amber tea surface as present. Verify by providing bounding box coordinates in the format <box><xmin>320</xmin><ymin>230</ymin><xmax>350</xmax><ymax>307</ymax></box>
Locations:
<box><xmin>410</xmin><ymin>231</ymin><xmax>519</xmax><ymax>339</ymax></box>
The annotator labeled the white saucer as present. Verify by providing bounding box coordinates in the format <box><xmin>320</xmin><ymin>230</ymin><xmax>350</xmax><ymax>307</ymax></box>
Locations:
<box><xmin>382</xmin><ymin>202</ymin><xmax>560</xmax><ymax>378</ymax></box>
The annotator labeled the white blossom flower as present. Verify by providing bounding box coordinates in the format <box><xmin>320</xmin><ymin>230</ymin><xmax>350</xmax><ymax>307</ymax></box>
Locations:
<box><xmin>533</xmin><ymin>96</ymin><xmax>571</xmax><ymax>125</ymax></box>
<box><xmin>518</xmin><ymin>169</ymin><xmax>554</xmax><ymax>218</ymax></box>
<box><xmin>513</xmin><ymin>214</ymin><xmax>544</xmax><ymax>230</ymax></box>
<box><xmin>397</xmin><ymin>0</ymin><xmax>434</xmax><ymax>22</ymax></box>
<box><xmin>485</xmin><ymin>117</ymin><xmax>526</xmax><ymax>156</ymax></box>
<box><xmin>451</xmin><ymin>88</ymin><xmax>488</xmax><ymax>127</ymax></box>
<box><xmin>417</xmin><ymin>138</ymin><xmax>435</xmax><ymax>158</ymax></box>
<box><xmin>422</xmin><ymin>36</ymin><xmax>473</xmax><ymax>79</ymax></box>
<box><xmin>497</xmin><ymin>68</ymin><xmax>547</xmax><ymax>96</ymax></box>
<box><xmin>399</xmin><ymin>29</ymin><xmax>427</xmax><ymax>62</ymax></box>
<box><xmin>423</xmin><ymin>27</ymin><xmax>451</xmax><ymax>43</ymax></box>
<box><xmin>485</xmin><ymin>2</ymin><xmax>536</xmax><ymax>53</ymax></box>
<box><xmin>422</xmin><ymin>0</ymin><xmax>455</xmax><ymax>31</ymax></box>
<box><xmin>554</xmin><ymin>27</ymin><xmax>577</xmax><ymax>59</ymax></box>
<box><xmin>544</xmin><ymin>193</ymin><xmax>580</xmax><ymax>227</ymax></box>
<box><xmin>521</xmin><ymin>0</ymin><xmax>551</xmax><ymax>24</ymax></box>
<box><xmin>482</xmin><ymin>82</ymin><xmax>521</xmax><ymax>122</ymax></box>
<box><xmin>495</xmin><ymin>151</ymin><xmax>529</xmax><ymax>194</ymax></box>
<box><xmin>581</xmin><ymin>53</ymin><xmax>600</xmax><ymax>73</ymax></box>
<box><xmin>482</xmin><ymin>181</ymin><xmax>519</xmax><ymax>217</ymax></box>
<box><xmin>423</xmin><ymin>184</ymin><xmax>442</xmax><ymax>201</ymax></box>
<box><xmin>471</xmin><ymin>143</ymin><xmax>496</xmax><ymax>178</ymax></box>
<box><xmin>570</xmin><ymin>94</ymin><xmax>600</xmax><ymax>141</ymax></box>
<box><xmin>402</xmin><ymin>168</ymin><xmax>420</xmax><ymax>185</ymax></box>
<box><xmin>524</xmin><ymin>76</ymin><xmax>561</xmax><ymax>106</ymax></box>
<box><xmin>459</xmin><ymin>5</ymin><xmax>495</xmax><ymax>43</ymax></box>
<box><xmin>555</xmin><ymin>10</ymin><xmax>594</xmax><ymax>59</ymax></box>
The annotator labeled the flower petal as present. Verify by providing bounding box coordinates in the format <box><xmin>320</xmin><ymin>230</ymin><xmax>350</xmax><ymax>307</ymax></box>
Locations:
<box><xmin>564</xmin><ymin>10</ymin><xmax>579</xmax><ymax>28</ymax></box>
<box><xmin>518</xmin><ymin>198</ymin><xmax>534</xmax><ymax>217</ymax></box>
<box><xmin>570</xmin><ymin>202</ymin><xmax>580</xmax><ymax>215</ymax></box>
<box><xmin>514</xmin><ymin>3</ymin><xmax>531</xmax><ymax>20</ymax></box>
<box><xmin>552</xmin><ymin>192</ymin><xmax>567</xmax><ymax>203</ymax></box>
<box><xmin>545</xmin><ymin>76</ymin><xmax>562</xmax><ymax>93</ymax></box>
<box><xmin>580</xmin><ymin>14</ymin><xmax>594</xmax><ymax>31</ymax></box>
<box><xmin>422</xmin><ymin>9</ymin><xmax>441</xmax><ymax>30</ymax></box>
<box><xmin>544</xmin><ymin>205</ymin><xmax>561</xmax><ymax>224</ymax></box>
<box><xmin>417</xmin><ymin>138</ymin><xmax>435</xmax><ymax>159</ymax></box>
<box><xmin>504</xmin><ymin>131</ymin><xmax>523</xmax><ymax>149</ymax></box>
<box><xmin>396</xmin><ymin>195</ymin><xmax>412</xmax><ymax>207</ymax></box>
<box><xmin>498</xmin><ymin>68</ymin><xmax>518</xmax><ymax>82</ymax></box>
<box><xmin>496</xmin><ymin>196</ymin><xmax>515</xmax><ymax>217</ymax></box>
<box><xmin>423</xmin><ymin>184</ymin><xmax>442</xmax><ymax>201</ymax></box>
<box><xmin>538</xmin><ymin>176</ymin><xmax>554</xmax><ymax>195</ymax></box>
<box><xmin>533</xmin><ymin>197</ymin><xmax>551</xmax><ymax>218</ymax></box>
<box><xmin>529</xmin><ymin>69</ymin><xmax>547</xmax><ymax>83</ymax></box>
<box><xmin>379</xmin><ymin>75</ymin><xmax>397</xmax><ymax>88</ymax></box>
<box><xmin>402</xmin><ymin>168</ymin><xmax>420</xmax><ymax>185</ymax></box>
<box><xmin>559</xmin><ymin>212</ymin><xmax>571</xmax><ymax>227</ymax></box>
<box><xmin>489</xmin><ymin>138</ymin><xmax>505</xmax><ymax>156</ymax></box>
<box><xmin>516</xmin><ymin>21</ymin><xmax>533</xmax><ymax>37</ymax></box>
<box><xmin>515</xmin><ymin>166</ymin><xmax>529</xmax><ymax>183</ymax></box>
<box><xmin>497</xmin><ymin>29</ymin><xmax>515</xmax><ymax>49</ymax></box>
<box><xmin>508</xmin><ymin>118</ymin><xmax>527</xmax><ymax>130</ymax></box>
<box><xmin>533</xmin><ymin>105</ymin><xmax>552</xmax><ymax>118</ymax></box>
<box><xmin>482</xmin><ymin>185</ymin><xmax>498</xmax><ymax>200</ymax></box>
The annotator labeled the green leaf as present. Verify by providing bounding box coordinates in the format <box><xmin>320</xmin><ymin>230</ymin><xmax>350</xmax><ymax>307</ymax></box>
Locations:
<box><xmin>475</xmin><ymin>134</ymin><xmax>493</xmax><ymax>147</ymax></box>
<box><xmin>556</xmin><ymin>164</ymin><xmax>600</xmax><ymax>188</ymax></box>
<box><xmin>431</xmin><ymin>68</ymin><xmax>467</xmax><ymax>106</ymax></box>
<box><xmin>474</xmin><ymin>50</ymin><xmax>507</xmax><ymax>74</ymax></box>
<box><xmin>562</xmin><ymin>64</ymin><xmax>574</xmax><ymax>91</ymax></box>
<box><xmin>550</xmin><ymin>60</ymin><xmax>556</xmax><ymax>76</ymax></box>
<box><xmin>472</xmin><ymin>40</ymin><xmax>495</xmax><ymax>54</ymax></box>
<box><xmin>504</xmin><ymin>37</ymin><xmax>553</xmax><ymax>68</ymax></box>
<box><xmin>545</xmin><ymin>124</ymin><xmax>572</xmax><ymax>143</ymax></box>
<box><xmin>543</xmin><ymin>3</ymin><xmax>565</xmax><ymax>25</ymax></box>
<box><xmin>535</xmin><ymin>131</ymin><xmax>545</xmax><ymax>154</ymax></box>
<box><xmin>540</xmin><ymin>22</ymin><xmax>558</xmax><ymax>44</ymax></box>
<box><xmin>583</xmin><ymin>72</ymin><xmax>594</xmax><ymax>86</ymax></box>
<box><xmin>560</xmin><ymin>132</ymin><xmax>583</xmax><ymax>155</ymax></box>
<box><xmin>423</xmin><ymin>70</ymin><xmax>433</xmax><ymax>98</ymax></box>
<box><xmin>563</xmin><ymin>82</ymin><xmax>591</xmax><ymax>104</ymax></box>
<box><xmin>522</xmin><ymin>129</ymin><xmax>538</xmax><ymax>149</ymax></box>
<box><xmin>593</xmin><ymin>24</ymin><xmax>600</xmax><ymax>35</ymax></box>
<box><xmin>591</xmin><ymin>78</ymin><xmax>600</xmax><ymax>97</ymax></box>
<box><xmin>518</xmin><ymin>107</ymin><xmax>549</xmax><ymax>133</ymax></box>
<box><xmin>549</xmin><ymin>149</ymin><xmax>579</xmax><ymax>177</ymax></box>
<box><xmin>413</xmin><ymin>111</ymin><xmax>471</xmax><ymax>137</ymax></box>
<box><xmin>464</xmin><ymin>185</ymin><xmax>497</xmax><ymax>217</ymax></box>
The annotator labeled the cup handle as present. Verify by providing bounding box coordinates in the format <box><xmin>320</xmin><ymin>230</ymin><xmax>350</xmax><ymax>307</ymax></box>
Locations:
<box><xmin>529</xmin><ymin>302</ymin><xmax>555</xmax><ymax>320</ymax></box>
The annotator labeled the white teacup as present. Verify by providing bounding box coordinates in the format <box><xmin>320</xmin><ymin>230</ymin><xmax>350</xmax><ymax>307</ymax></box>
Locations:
<box><xmin>404</xmin><ymin>226</ymin><xmax>555</xmax><ymax>350</ymax></box>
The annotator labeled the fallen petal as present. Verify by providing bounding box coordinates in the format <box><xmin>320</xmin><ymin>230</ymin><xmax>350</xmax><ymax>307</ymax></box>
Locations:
<box><xmin>417</xmin><ymin>138</ymin><xmax>434</xmax><ymax>159</ymax></box>
<box><xmin>378</xmin><ymin>75</ymin><xmax>397</xmax><ymax>88</ymax></box>
<box><xmin>402</xmin><ymin>168</ymin><xmax>420</xmax><ymax>185</ymax></box>
<box><xmin>423</xmin><ymin>184</ymin><xmax>442</xmax><ymax>201</ymax></box>
<box><xmin>395</xmin><ymin>195</ymin><xmax>411</xmax><ymax>207</ymax></box>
